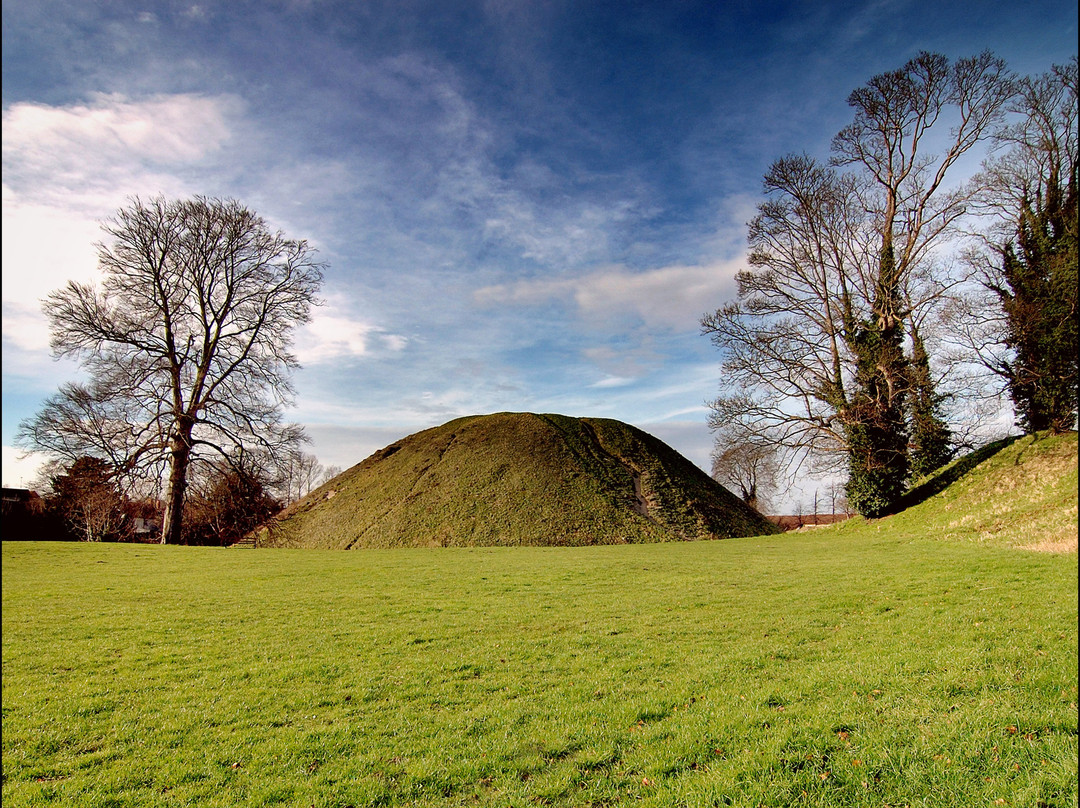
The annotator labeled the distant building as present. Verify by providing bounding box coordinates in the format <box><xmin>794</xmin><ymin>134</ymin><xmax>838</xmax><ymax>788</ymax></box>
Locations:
<box><xmin>125</xmin><ymin>498</ymin><xmax>164</xmax><ymax>542</ymax></box>
<box><xmin>1</xmin><ymin>487</ymin><xmax>67</xmax><ymax>540</ymax></box>
<box><xmin>2</xmin><ymin>487</ymin><xmax>34</xmax><ymax>506</ymax></box>
<box><xmin>131</xmin><ymin>517</ymin><xmax>161</xmax><ymax>540</ymax></box>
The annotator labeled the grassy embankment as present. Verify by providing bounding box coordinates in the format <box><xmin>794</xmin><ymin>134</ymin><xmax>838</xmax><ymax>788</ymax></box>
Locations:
<box><xmin>2</xmin><ymin>433</ymin><xmax>1076</xmax><ymax>807</ymax></box>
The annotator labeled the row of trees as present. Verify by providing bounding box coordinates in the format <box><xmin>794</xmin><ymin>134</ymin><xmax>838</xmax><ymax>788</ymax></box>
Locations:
<box><xmin>16</xmin><ymin>197</ymin><xmax>330</xmax><ymax>543</ymax></box>
<box><xmin>24</xmin><ymin>450</ymin><xmax>339</xmax><ymax>544</ymax></box>
<box><xmin>703</xmin><ymin>52</ymin><xmax>1077</xmax><ymax>518</ymax></box>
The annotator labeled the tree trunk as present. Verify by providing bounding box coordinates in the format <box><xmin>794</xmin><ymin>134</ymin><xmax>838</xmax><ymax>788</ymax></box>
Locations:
<box><xmin>160</xmin><ymin>418</ymin><xmax>194</xmax><ymax>544</ymax></box>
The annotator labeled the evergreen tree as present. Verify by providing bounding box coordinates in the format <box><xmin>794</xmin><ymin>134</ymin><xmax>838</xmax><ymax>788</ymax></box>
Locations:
<box><xmin>994</xmin><ymin>172</ymin><xmax>1078</xmax><ymax>433</ymax></box>
<box><xmin>844</xmin><ymin>244</ymin><xmax>910</xmax><ymax>518</ymax></box>
<box><xmin>48</xmin><ymin>456</ymin><xmax>128</xmax><ymax>542</ymax></box>
<box><xmin>907</xmin><ymin>325</ymin><xmax>954</xmax><ymax>478</ymax></box>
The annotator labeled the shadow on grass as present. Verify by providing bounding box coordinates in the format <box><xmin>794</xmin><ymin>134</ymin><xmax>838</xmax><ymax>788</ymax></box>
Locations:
<box><xmin>891</xmin><ymin>435</ymin><xmax>1021</xmax><ymax>513</ymax></box>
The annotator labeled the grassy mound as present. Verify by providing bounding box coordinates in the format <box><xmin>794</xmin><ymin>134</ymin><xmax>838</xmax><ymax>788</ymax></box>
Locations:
<box><xmin>841</xmin><ymin>431</ymin><xmax>1078</xmax><ymax>552</ymax></box>
<box><xmin>261</xmin><ymin>412</ymin><xmax>776</xmax><ymax>548</ymax></box>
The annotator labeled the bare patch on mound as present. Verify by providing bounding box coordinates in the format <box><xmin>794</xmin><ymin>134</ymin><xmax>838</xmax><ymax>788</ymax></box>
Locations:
<box><xmin>1020</xmin><ymin>536</ymin><xmax>1079</xmax><ymax>554</ymax></box>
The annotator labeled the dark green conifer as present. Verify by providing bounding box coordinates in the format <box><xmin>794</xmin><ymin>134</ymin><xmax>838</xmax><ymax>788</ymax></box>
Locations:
<box><xmin>993</xmin><ymin>168</ymin><xmax>1078</xmax><ymax>433</ymax></box>
<box><xmin>907</xmin><ymin>325</ymin><xmax>954</xmax><ymax>479</ymax></box>
<box><xmin>844</xmin><ymin>243</ymin><xmax>909</xmax><ymax>518</ymax></box>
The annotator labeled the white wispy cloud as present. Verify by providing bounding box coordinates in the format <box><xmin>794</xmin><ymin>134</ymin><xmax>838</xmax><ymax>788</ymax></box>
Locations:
<box><xmin>480</xmin><ymin>196</ymin><xmax>645</xmax><ymax>267</ymax></box>
<box><xmin>297</xmin><ymin>51</ymin><xmax>653</xmax><ymax>274</ymax></box>
<box><xmin>474</xmin><ymin>259</ymin><xmax>743</xmax><ymax>330</ymax></box>
<box><xmin>1</xmin><ymin>445</ymin><xmax>50</xmax><ymax>488</ymax></box>
<box><xmin>2</xmin><ymin>92</ymin><xmax>247</xmax><ymax>307</ymax></box>
<box><xmin>294</xmin><ymin>300</ymin><xmax>409</xmax><ymax>365</ymax></box>
<box><xmin>0</xmin><ymin>194</ymin><xmax>103</xmax><ymax>310</ymax></box>
<box><xmin>0</xmin><ymin>302</ymin><xmax>52</xmax><ymax>354</ymax></box>
<box><xmin>2</xmin><ymin>93</ymin><xmax>240</xmax><ymax>206</ymax></box>
<box><xmin>590</xmin><ymin>375</ymin><xmax>637</xmax><ymax>389</ymax></box>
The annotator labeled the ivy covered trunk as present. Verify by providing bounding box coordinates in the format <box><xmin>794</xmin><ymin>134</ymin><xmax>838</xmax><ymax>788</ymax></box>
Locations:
<box><xmin>907</xmin><ymin>325</ymin><xmax>953</xmax><ymax>479</ymax></box>
<box><xmin>844</xmin><ymin>244</ymin><xmax>909</xmax><ymax>518</ymax></box>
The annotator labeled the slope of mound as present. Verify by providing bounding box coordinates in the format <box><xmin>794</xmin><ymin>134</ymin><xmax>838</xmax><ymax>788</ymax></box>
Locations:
<box><xmin>841</xmin><ymin>431</ymin><xmax>1078</xmax><ymax>552</ymax></box>
<box><xmin>262</xmin><ymin>412</ymin><xmax>777</xmax><ymax>548</ymax></box>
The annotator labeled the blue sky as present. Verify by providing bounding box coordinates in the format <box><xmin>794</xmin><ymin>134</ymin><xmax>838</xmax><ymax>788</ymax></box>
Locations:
<box><xmin>2</xmin><ymin>0</ymin><xmax>1077</xmax><ymax>506</ymax></box>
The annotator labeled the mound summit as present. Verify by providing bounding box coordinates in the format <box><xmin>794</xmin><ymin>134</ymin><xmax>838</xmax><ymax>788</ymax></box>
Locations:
<box><xmin>262</xmin><ymin>412</ymin><xmax>777</xmax><ymax>548</ymax></box>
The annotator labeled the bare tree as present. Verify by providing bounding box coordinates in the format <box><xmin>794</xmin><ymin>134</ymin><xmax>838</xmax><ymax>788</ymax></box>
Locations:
<box><xmin>280</xmin><ymin>450</ymin><xmax>325</xmax><ymax>504</ymax></box>
<box><xmin>831</xmin><ymin>51</ymin><xmax>1014</xmax><ymax>291</ymax></box>
<box><xmin>702</xmin><ymin>155</ymin><xmax>872</xmax><ymax>475</ymax></box>
<box><xmin>709</xmin><ymin>426</ymin><xmax>781</xmax><ymax>513</ymax></box>
<box><xmin>17</xmin><ymin>197</ymin><xmax>324</xmax><ymax>544</ymax></box>
<box><xmin>830</xmin><ymin>51</ymin><xmax>1013</xmax><ymax>515</ymax></box>
<box><xmin>825</xmin><ymin>479</ymin><xmax>850</xmax><ymax>516</ymax></box>
<box><xmin>976</xmin><ymin>57</ymin><xmax>1078</xmax><ymax>235</ymax></box>
<box><xmin>319</xmin><ymin>465</ymin><xmax>343</xmax><ymax>486</ymax></box>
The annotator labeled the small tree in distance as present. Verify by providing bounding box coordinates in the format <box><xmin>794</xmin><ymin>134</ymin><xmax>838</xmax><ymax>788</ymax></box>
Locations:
<box><xmin>183</xmin><ymin>459</ymin><xmax>281</xmax><ymax>546</ymax></box>
<box><xmin>281</xmin><ymin>450</ymin><xmax>325</xmax><ymax>505</ymax></box>
<box><xmin>17</xmin><ymin>197</ymin><xmax>324</xmax><ymax>544</ymax></box>
<box><xmin>47</xmin><ymin>456</ymin><xmax>128</xmax><ymax>542</ymax></box>
<box><xmin>320</xmin><ymin>465</ymin><xmax>343</xmax><ymax>486</ymax></box>
<box><xmin>709</xmin><ymin>428</ymin><xmax>780</xmax><ymax>514</ymax></box>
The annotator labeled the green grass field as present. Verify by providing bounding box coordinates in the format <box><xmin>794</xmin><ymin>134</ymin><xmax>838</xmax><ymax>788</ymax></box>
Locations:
<box><xmin>2</xmin><ymin>435</ymin><xmax>1077</xmax><ymax>807</ymax></box>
